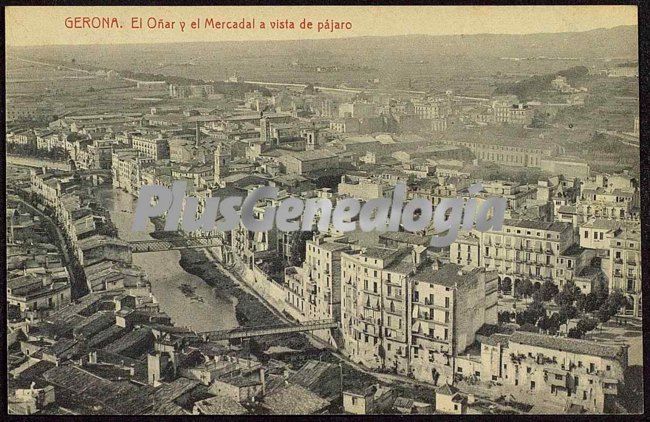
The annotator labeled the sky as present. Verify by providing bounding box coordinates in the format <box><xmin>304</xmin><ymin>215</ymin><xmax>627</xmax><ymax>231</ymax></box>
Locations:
<box><xmin>6</xmin><ymin>5</ymin><xmax>638</xmax><ymax>46</ymax></box>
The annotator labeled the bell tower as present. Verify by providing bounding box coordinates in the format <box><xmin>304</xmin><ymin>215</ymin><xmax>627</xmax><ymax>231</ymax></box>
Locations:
<box><xmin>214</xmin><ymin>143</ymin><xmax>231</xmax><ymax>186</ymax></box>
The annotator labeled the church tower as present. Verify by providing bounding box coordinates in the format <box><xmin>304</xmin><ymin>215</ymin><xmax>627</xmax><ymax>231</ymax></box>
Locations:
<box><xmin>304</xmin><ymin>128</ymin><xmax>319</xmax><ymax>151</ymax></box>
<box><xmin>260</xmin><ymin>116</ymin><xmax>272</xmax><ymax>147</ymax></box>
<box><xmin>214</xmin><ymin>143</ymin><xmax>231</xmax><ymax>186</ymax></box>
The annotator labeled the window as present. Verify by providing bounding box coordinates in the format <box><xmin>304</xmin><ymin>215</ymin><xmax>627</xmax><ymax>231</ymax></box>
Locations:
<box><xmin>530</xmin><ymin>381</ymin><xmax>535</xmax><ymax>390</ymax></box>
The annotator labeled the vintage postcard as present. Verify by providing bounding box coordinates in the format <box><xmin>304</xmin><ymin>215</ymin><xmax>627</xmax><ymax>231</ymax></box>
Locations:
<box><xmin>5</xmin><ymin>5</ymin><xmax>643</xmax><ymax>416</ymax></box>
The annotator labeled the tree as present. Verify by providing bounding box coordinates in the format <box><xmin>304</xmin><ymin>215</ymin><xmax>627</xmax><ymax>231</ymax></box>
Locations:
<box><xmin>516</xmin><ymin>310</ymin><xmax>536</xmax><ymax>326</ymax></box>
<box><xmin>528</xmin><ymin>300</ymin><xmax>546</xmax><ymax>319</ymax></box>
<box><xmin>537</xmin><ymin>315</ymin><xmax>551</xmax><ymax>333</ymax></box>
<box><xmin>515</xmin><ymin>279</ymin><xmax>534</xmax><ymax>299</ymax></box>
<box><xmin>563</xmin><ymin>282</ymin><xmax>582</xmax><ymax>301</ymax></box>
<box><xmin>553</xmin><ymin>290</ymin><xmax>574</xmax><ymax>308</ymax></box>
<box><xmin>546</xmin><ymin>314</ymin><xmax>562</xmax><ymax>335</ymax></box>
<box><xmin>594</xmin><ymin>286</ymin><xmax>609</xmax><ymax>308</ymax></box>
<box><xmin>583</xmin><ymin>292</ymin><xmax>601</xmax><ymax>313</ymax></box>
<box><xmin>539</xmin><ymin>280</ymin><xmax>559</xmax><ymax>302</ymax></box>
<box><xmin>605</xmin><ymin>290</ymin><xmax>628</xmax><ymax>316</ymax></box>
<box><xmin>567</xmin><ymin>328</ymin><xmax>583</xmax><ymax>339</ymax></box>
<box><xmin>537</xmin><ymin>314</ymin><xmax>561</xmax><ymax>335</ymax></box>
<box><xmin>500</xmin><ymin>278</ymin><xmax>512</xmax><ymax>294</ymax></box>
<box><xmin>558</xmin><ymin>304</ymin><xmax>578</xmax><ymax>322</ymax></box>
<box><xmin>576</xmin><ymin>317</ymin><xmax>598</xmax><ymax>335</ymax></box>
<box><xmin>555</xmin><ymin>282</ymin><xmax>581</xmax><ymax>308</ymax></box>
<box><xmin>516</xmin><ymin>301</ymin><xmax>546</xmax><ymax>327</ymax></box>
<box><xmin>575</xmin><ymin>293</ymin><xmax>587</xmax><ymax>312</ymax></box>
<box><xmin>597</xmin><ymin>305</ymin><xmax>612</xmax><ymax>324</ymax></box>
<box><xmin>498</xmin><ymin>311</ymin><xmax>513</xmax><ymax>324</ymax></box>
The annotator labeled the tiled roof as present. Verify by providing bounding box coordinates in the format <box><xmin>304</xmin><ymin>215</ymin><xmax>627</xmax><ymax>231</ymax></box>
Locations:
<box><xmin>503</xmin><ymin>219</ymin><xmax>572</xmax><ymax>232</ymax></box>
<box><xmin>436</xmin><ymin>383</ymin><xmax>459</xmax><ymax>396</ymax></box>
<box><xmin>263</xmin><ymin>383</ymin><xmax>330</xmax><ymax>415</ymax></box>
<box><xmin>510</xmin><ymin>331</ymin><xmax>625</xmax><ymax>359</ymax></box>
<box><xmin>193</xmin><ymin>395</ymin><xmax>248</xmax><ymax>415</ymax></box>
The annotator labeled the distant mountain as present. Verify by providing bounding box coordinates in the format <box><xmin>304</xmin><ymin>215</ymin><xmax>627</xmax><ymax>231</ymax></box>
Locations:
<box><xmin>257</xmin><ymin>25</ymin><xmax>639</xmax><ymax>61</ymax></box>
<box><xmin>10</xmin><ymin>25</ymin><xmax>638</xmax><ymax>60</ymax></box>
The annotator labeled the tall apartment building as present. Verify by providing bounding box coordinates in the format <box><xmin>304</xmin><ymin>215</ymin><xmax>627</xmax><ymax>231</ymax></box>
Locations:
<box><xmin>577</xmin><ymin>186</ymin><xmax>638</xmax><ymax>221</ymax></box>
<box><xmin>410</xmin><ymin>264</ymin><xmax>498</xmax><ymax>384</ymax></box>
<box><xmin>341</xmin><ymin>247</ymin><xmax>413</xmax><ymax>372</ymax></box>
<box><xmin>285</xmin><ymin>236</ymin><xmax>352</xmax><ymax>332</ymax></box>
<box><xmin>438</xmin><ymin>139</ymin><xmax>555</xmax><ymax>169</ymax></box>
<box><xmin>493</xmin><ymin>103</ymin><xmax>534</xmax><ymax>126</ymax></box>
<box><xmin>111</xmin><ymin>148</ymin><xmax>155</xmax><ymax>195</ymax></box>
<box><xmin>412</xmin><ymin>99</ymin><xmax>452</xmax><ymax>120</ymax></box>
<box><xmin>451</xmin><ymin>219</ymin><xmax>575</xmax><ymax>292</ymax></box>
<box><xmin>131</xmin><ymin>134</ymin><xmax>170</xmax><ymax>160</ymax></box>
<box><xmin>608</xmin><ymin>225</ymin><xmax>642</xmax><ymax>318</ymax></box>
<box><xmin>340</xmin><ymin>246</ymin><xmax>498</xmax><ymax>384</ymax></box>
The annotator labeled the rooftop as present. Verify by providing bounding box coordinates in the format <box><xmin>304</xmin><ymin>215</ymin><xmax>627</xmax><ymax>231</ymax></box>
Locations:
<box><xmin>288</xmin><ymin>149</ymin><xmax>338</xmax><ymax>162</ymax></box>
<box><xmin>509</xmin><ymin>331</ymin><xmax>626</xmax><ymax>359</ymax></box>
<box><xmin>412</xmin><ymin>263</ymin><xmax>484</xmax><ymax>288</ymax></box>
<box><xmin>503</xmin><ymin>219</ymin><xmax>572</xmax><ymax>233</ymax></box>
<box><xmin>193</xmin><ymin>395</ymin><xmax>248</xmax><ymax>415</ymax></box>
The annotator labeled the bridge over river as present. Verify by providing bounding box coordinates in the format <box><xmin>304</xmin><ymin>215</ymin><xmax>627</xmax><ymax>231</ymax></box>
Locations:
<box><xmin>197</xmin><ymin>319</ymin><xmax>338</xmax><ymax>341</ymax></box>
<box><xmin>128</xmin><ymin>235</ymin><xmax>222</xmax><ymax>253</ymax></box>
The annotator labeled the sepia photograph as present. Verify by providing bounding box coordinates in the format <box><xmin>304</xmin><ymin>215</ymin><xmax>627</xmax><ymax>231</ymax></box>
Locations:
<box><xmin>4</xmin><ymin>4</ymin><xmax>644</xmax><ymax>416</ymax></box>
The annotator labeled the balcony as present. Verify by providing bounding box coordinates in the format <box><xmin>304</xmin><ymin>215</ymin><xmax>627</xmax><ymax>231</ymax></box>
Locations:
<box><xmin>386</xmin><ymin>293</ymin><xmax>404</xmax><ymax>301</ymax></box>
<box><xmin>363</xmin><ymin>288</ymin><xmax>381</xmax><ymax>296</ymax></box>
<box><xmin>412</xmin><ymin>331</ymin><xmax>449</xmax><ymax>344</ymax></box>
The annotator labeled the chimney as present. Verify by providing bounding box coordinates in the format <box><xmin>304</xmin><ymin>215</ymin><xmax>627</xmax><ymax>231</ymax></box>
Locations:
<box><xmin>147</xmin><ymin>352</ymin><xmax>162</xmax><ymax>386</ymax></box>
<box><xmin>195</xmin><ymin>121</ymin><xmax>201</xmax><ymax>147</ymax></box>
<box><xmin>259</xmin><ymin>368</ymin><xmax>266</xmax><ymax>396</ymax></box>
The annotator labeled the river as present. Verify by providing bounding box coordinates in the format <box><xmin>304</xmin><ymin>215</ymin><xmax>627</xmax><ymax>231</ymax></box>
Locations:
<box><xmin>96</xmin><ymin>186</ymin><xmax>238</xmax><ymax>332</ymax></box>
